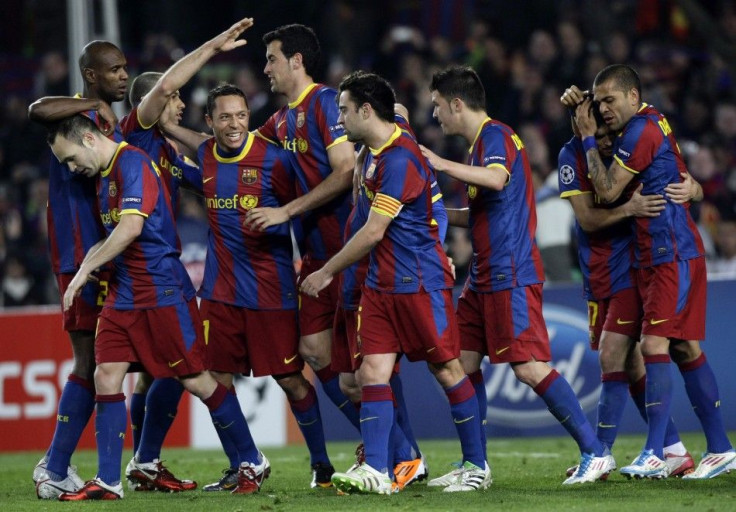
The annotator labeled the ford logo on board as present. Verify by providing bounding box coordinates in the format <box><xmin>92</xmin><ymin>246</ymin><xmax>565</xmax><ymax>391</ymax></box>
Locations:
<box><xmin>482</xmin><ymin>304</ymin><xmax>601</xmax><ymax>427</ymax></box>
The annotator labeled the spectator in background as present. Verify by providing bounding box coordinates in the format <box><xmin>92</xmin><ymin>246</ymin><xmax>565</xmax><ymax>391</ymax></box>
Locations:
<box><xmin>710</xmin><ymin>220</ymin><xmax>736</xmax><ymax>277</ymax></box>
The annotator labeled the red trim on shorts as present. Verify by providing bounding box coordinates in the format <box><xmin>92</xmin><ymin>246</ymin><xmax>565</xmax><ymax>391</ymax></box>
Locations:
<box><xmin>96</xmin><ymin>393</ymin><xmax>125</xmax><ymax>403</ymax></box>
<box><xmin>289</xmin><ymin>384</ymin><xmax>317</xmax><ymax>413</ymax></box>
<box><xmin>601</xmin><ymin>371</ymin><xmax>628</xmax><ymax>383</ymax></box>
<box><xmin>362</xmin><ymin>384</ymin><xmax>393</xmax><ymax>403</ymax></box>
<box><xmin>315</xmin><ymin>366</ymin><xmax>339</xmax><ymax>383</ymax></box>
<box><xmin>468</xmin><ymin>370</ymin><xmax>484</xmax><ymax>386</ymax></box>
<box><xmin>203</xmin><ymin>383</ymin><xmax>228</xmax><ymax>411</ymax></box>
<box><xmin>677</xmin><ymin>352</ymin><xmax>706</xmax><ymax>372</ymax></box>
<box><xmin>68</xmin><ymin>374</ymin><xmax>94</xmax><ymax>392</ymax></box>
<box><xmin>629</xmin><ymin>376</ymin><xmax>646</xmax><ymax>397</ymax></box>
<box><xmin>533</xmin><ymin>369</ymin><xmax>560</xmax><ymax>396</ymax></box>
<box><xmin>644</xmin><ymin>354</ymin><xmax>671</xmax><ymax>364</ymax></box>
<box><xmin>445</xmin><ymin>377</ymin><xmax>475</xmax><ymax>404</ymax></box>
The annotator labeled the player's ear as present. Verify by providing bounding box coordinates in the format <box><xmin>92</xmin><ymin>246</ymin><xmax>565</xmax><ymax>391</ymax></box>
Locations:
<box><xmin>81</xmin><ymin>131</ymin><xmax>96</xmax><ymax>149</ymax></box>
<box><xmin>291</xmin><ymin>52</ymin><xmax>302</xmax><ymax>70</ymax></box>
<box><xmin>205</xmin><ymin>114</ymin><xmax>214</xmax><ymax>130</ymax></box>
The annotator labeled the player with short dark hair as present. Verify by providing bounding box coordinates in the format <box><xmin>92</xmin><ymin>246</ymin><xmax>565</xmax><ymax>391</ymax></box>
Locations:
<box><xmin>421</xmin><ymin>65</ymin><xmax>612</xmax><ymax>485</ymax></box>
<box><xmin>244</xmin><ymin>23</ymin><xmax>361</xmax><ymax>456</ymax></box>
<box><xmin>302</xmin><ymin>71</ymin><xmax>487</xmax><ymax>495</ymax></box>
<box><xmin>28</xmin><ymin>40</ymin><xmax>127</xmax><ymax>500</ymax></box>
<box><xmin>571</xmin><ymin>63</ymin><xmax>735</xmax><ymax>479</ymax></box>
<box><xmin>44</xmin><ymin>114</ymin><xmax>266</xmax><ymax>500</ymax></box>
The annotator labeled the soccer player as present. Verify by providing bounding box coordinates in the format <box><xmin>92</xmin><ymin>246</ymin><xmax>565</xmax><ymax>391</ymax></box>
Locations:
<box><xmin>45</xmin><ymin>114</ymin><xmax>267</xmax><ymax>500</ymax></box>
<box><xmin>244</xmin><ymin>24</ymin><xmax>360</xmax><ymax>434</ymax></box>
<box><xmin>570</xmin><ymin>64</ymin><xmax>735</xmax><ymax>479</ymax></box>
<box><xmin>160</xmin><ymin>83</ymin><xmax>337</xmax><ymax>490</ymax></box>
<box><xmin>28</xmin><ymin>40</ymin><xmax>127</xmax><ymax>499</ymax></box>
<box><xmin>419</xmin><ymin>66</ymin><xmax>612</xmax><ymax>485</ymax></box>
<box><xmin>118</xmin><ymin>17</ymin><xmax>254</xmax><ymax>492</ymax></box>
<box><xmin>301</xmin><ymin>71</ymin><xmax>488</xmax><ymax>495</ymax></box>
<box><xmin>557</xmin><ymin>94</ymin><xmax>698</xmax><ymax>477</ymax></box>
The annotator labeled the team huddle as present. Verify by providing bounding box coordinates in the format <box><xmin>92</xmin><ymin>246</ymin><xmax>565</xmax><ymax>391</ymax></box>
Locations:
<box><xmin>28</xmin><ymin>17</ymin><xmax>734</xmax><ymax>501</ymax></box>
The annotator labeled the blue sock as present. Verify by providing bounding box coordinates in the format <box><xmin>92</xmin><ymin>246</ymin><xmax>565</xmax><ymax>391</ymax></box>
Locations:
<box><xmin>468</xmin><ymin>370</ymin><xmax>488</xmax><ymax>461</ymax></box>
<box><xmin>204</xmin><ymin>383</ymin><xmax>258</xmax><ymax>464</ymax></box>
<box><xmin>630</xmin><ymin>376</ymin><xmax>681</xmax><ymax>448</ymax></box>
<box><xmin>361</xmin><ymin>385</ymin><xmax>394</xmax><ymax>474</ymax></box>
<box><xmin>390</xmin><ymin>408</ymin><xmax>414</xmax><ymax>466</ymax></box>
<box><xmin>46</xmin><ymin>376</ymin><xmax>95</xmax><ymax>480</ymax></box>
<box><xmin>212</xmin><ymin>386</ymin><xmax>240</xmax><ymax>469</ymax></box>
<box><xmin>137</xmin><ymin>378</ymin><xmax>185</xmax><ymax>463</ymax></box>
<box><xmin>129</xmin><ymin>392</ymin><xmax>146</xmax><ymax>455</ymax></box>
<box><xmin>597</xmin><ymin>372</ymin><xmax>628</xmax><ymax>450</ymax></box>
<box><xmin>643</xmin><ymin>356</ymin><xmax>673</xmax><ymax>459</ymax></box>
<box><xmin>445</xmin><ymin>377</ymin><xmax>485</xmax><ymax>468</ymax></box>
<box><xmin>678</xmin><ymin>353</ymin><xmax>733</xmax><ymax>453</ymax></box>
<box><xmin>289</xmin><ymin>383</ymin><xmax>330</xmax><ymax>466</ymax></box>
<box><xmin>390</xmin><ymin>372</ymin><xmax>420</xmax><ymax>458</ymax></box>
<box><xmin>316</xmin><ymin>366</ymin><xmax>361</xmax><ymax>432</ymax></box>
<box><xmin>95</xmin><ymin>394</ymin><xmax>127</xmax><ymax>486</ymax></box>
<box><xmin>535</xmin><ymin>370</ymin><xmax>603</xmax><ymax>456</ymax></box>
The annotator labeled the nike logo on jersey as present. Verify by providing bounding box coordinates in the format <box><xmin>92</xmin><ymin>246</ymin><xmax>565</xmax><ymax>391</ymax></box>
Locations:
<box><xmin>616</xmin><ymin>318</ymin><xmax>635</xmax><ymax>325</ymax></box>
<box><xmin>598</xmin><ymin>422</ymin><xmax>617</xmax><ymax>428</ymax></box>
<box><xmin>297</xmin><ymin>418</ymin><xmax>318</xmax><ymax>427</ymax></box>
<box><xmin>650</xmin><ymin>318</ymin><xmax>669</xmax><ymax>325</ymax></box>
<box><xmin>283</xmin><ymin>354</ymin><xmax>298</xmax><ymax>364</ymax></box>
<box><xmin>277</xmin><ymin>120</ymin><xmax>286</xmax><ymax>129</ymax></box>
<box><xmin>360</xmin><ymin>416</ymin><xmax>379</xmax><ymax>423</ymax></box>
<box><xmin>353</xmin><ymin>352</ymin><xmax>361</xmax><ymax>359</ymax></box>
<box><xmin>495</xmin><ymin>346</ymin><xmax>510</xmax><ymax>355</ymax></box>
<box><xmin>453</xmin><ymin>415</ymin><xmax>475</xmax><ymax>424</ymax></box>
<box><xmin>645</xmin><ymin>402</ymin><xmax>662</xmax><ymax>408</ymax></box>
<box><xmin>168</xmin><ymin>359</ymin><xmax>184</xmax><ymax>368</ymax></box>
<box><xmin>203</xmin><ymin>176</ymin><xmax>214</xmax><ymax>184</ymax></box>
<box><xmin>426</xmin><ymin>347</ymin><xmax>436</xmax><ymax>353</ymax></box>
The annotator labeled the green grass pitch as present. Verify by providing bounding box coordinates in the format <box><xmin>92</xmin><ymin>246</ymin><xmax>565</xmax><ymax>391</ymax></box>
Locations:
<box><xmin>3</xmin><ymin>433</ymin><xmax>735</xmax><ymax>511</ymax></box>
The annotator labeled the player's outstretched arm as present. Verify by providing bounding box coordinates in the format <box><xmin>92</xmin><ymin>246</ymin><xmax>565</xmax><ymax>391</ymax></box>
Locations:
<box><xmin>159</xmin><ymin>116</ymin><xmax>209</xmax><ymax>162</ymax></box>
<box><xmin>28</xmin><ymin>97</ymin><xmax>117</xmax><ymax>135</ymax></box>
<box><xmin>137</xmin><ymin>17</ymin><xmax>254</xmax><ymax>128</ymax></box>
<box><xmin>245</xmin><ymin>141</ymin><xmax>355</xmax><ymax>231</ymax></box>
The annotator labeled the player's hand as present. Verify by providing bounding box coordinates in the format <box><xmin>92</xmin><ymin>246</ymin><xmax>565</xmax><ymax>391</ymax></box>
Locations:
<box><xmin>573</xmin><ymin>98</ymin><xmax>597</xmax><ymax>138</ymax></box>
<box><xmin>212</xmin><ymin>17</ymin><xmax>254</xmax><ymax>53</ymax></box>
<box><xmin>447</xmin><ymin>256</ymin><xmax>456</xmax><ymax>280</ymax></box>
<box><xmin>62</xmin><ymin>269</ymin><xmax>92</xmax><ymax>311</ymax></box>
<box><xmin>244</xmin><ymin>206</ymin><xmax>290</xmax><ymax>231</ymax></box>
<box><xmin>626</xmin><ymin>183</ymin><xmax>665</xmax><ymax>218</ymax></box>
<box><xmin>560</xmin><ymin>85</ymin><xmax>588</xmax><ymax>109</ymax></box>
<box><xmin>665</xmin><ymin>172</ymin><xmax>699</xmax><ymax>204</ymax></box>
<box><xmin>419</xmin><ymin>144</ymin><xmax>444</xmax><ymax>172</ymax></box>
<box><xmin>299</xmin><ymin>268</ymin><xmax>333</xmax><ymax>298</ymax></box>
<box><xmin>97</xmin><ymin>101</ymin><xmax>118</xmax><ymax>136</ymax></box>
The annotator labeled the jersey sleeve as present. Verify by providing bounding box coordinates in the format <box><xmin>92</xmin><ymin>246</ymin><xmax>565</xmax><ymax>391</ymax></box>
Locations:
<box><xmin>613</xmin><ymin>117</ymin><xmax>661</xmax><ymax>174</ymax></box>
<box><xmin>175</xmin><ymin>154</ymin><xmax>202</xmax><ymax>193</ymax></box>
<box><xmin>479</xmin><ymin>128</ymin><xmax>512</xmax><ymax>182</ymax></box>
<box><xmin>118</xmin><ymin>152</ymin><xmax>159</xmax><ymax>217</ymax></box>
<box><xmin>314</xmin><ymin>88</ymin><xmax>347</xmax><ymax>150</ymax></box>
<box><xmin>255</xmin><ymin>112</ymin><xmax>279</xmax><ymax>144</ymax></box>
<box><xmin>371</xmin><ymin>151</ymin><xmax>424</xmax><ymax>218</ymax></box>
<box><xmin>119</xmin><ymin>107</ymin><xmax>144</xmax><ymax>139</ymax></box>
<box><xmin>558</xmin><ymin>143</ymin><xmax>591</xmax><ymax>198</ymax></box>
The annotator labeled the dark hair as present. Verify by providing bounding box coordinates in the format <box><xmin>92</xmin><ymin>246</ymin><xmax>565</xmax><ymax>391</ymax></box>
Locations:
<box><xmin>206</xmin><ymin>83</ymin><xmax>249</xmax><ymax>117</ymax></box>
<box><xmin>128</xmin><ymin>71</ymin><xmax>163</xmax><ymax>108</ymax></box>
<box><xmin>263</xmin><ymin>24</ymin><xmax>320</xmax><ymax>77</ymax></box>
<box><xmin>430</xmin><ymin>66</ymin><xmax>486</xmax><ymax>111</ymax></box>
<box><xmin>46</xmin><ymin>114</ymin><xmax>101</xmax><ymax>145</ymax></box>
<box><xmin>338</xmin><ymin>71</ymin><xmax>395</xmax><ymax>123</ymax></box>
<box><xmin>593</xmin><ymin>64</ymin><xmax>641</xmax><ymax>98</ymax></box>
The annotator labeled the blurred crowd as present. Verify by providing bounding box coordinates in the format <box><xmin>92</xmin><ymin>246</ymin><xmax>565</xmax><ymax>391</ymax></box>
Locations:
<box><xmin>2</xmin><ymin>0</ymin><xmax>736</xmax><ymax>307</ymax></box>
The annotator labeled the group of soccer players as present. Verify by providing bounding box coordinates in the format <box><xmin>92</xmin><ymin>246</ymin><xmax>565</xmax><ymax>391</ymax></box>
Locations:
<box><xmin>26</xmin><ymin>15</ymin><xmax>733</xmax><ymax>501</ymax></box>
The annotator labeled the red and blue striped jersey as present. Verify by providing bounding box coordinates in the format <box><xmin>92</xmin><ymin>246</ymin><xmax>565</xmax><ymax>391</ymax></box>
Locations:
<box><xmin>363</xmin><ymin>125</ymin><xmax>453</xmax><ymax>293</ymax></box>
<box><xmin>47</xmin><ymin>109</ymin><xmax>123</xmax><ymax>274</ymax></box>
<box><xmin>120</xmin><ymin>107</ymin><xmax>202</xmax><ymax>212</ymax></box>
<box><xmin>120</xmin><ymin>107</ymin><xmax>200</xmax><ymax>300</ymax></box>
<box><xmin>97</xmin><ymin>142</ymin><xmax>187</xmax><ymax>309</ymax></box>
<box><xmin>558</xmin><ymin>137</ymin><xmax>635</xmax><ymax>300</ymax></box>
<box><xmin>339</xmin><ymin>115</ymin><xmax>449</xmax><ymax>307</ymax></box>
<box><xmin>256</xmin><ymin>83</ymin><xmax>351</xmax><ymax>260</ymax></box>
<box><xmin>466</xmin><ymin>118</ymin><xmax>545</xmax><ymax>292</ymax></box>
<box><xmin>197</xmin><ymin>133</ymin><xmax>298</xmax><ymax>310</ymax></box>
<box><xmin>613</xmin><ymin>104</ymin><xmax>704</xmax><ymax>268</ymax></box>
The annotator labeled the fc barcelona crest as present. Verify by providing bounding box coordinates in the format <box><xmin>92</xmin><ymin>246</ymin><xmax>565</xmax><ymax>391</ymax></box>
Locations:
<box><xmin>365</xmin><ymin>163</ymin><xmax>376</xmax><ymax>180</ymax></box>
<box><xmin>242</xmin><ymin>168</ymin><xmax>258</xmax><ymax>184</ymax></box>
<box><xmin>297</xmin><ymin>111</ymin><xmax>305</xmax><ymax>128</ymax></box>
<box><xmin>108</xmin><ymin>181</ymin><xmax>117</xmax><ymax>197</ymax></box>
